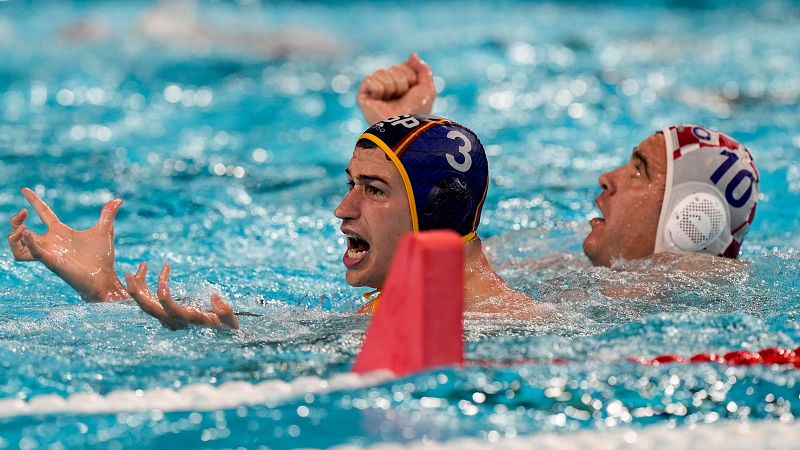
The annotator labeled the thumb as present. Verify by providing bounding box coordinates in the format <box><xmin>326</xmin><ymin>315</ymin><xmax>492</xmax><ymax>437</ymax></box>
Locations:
<box><xmin>21</xmin><ymin>230</ymin><xmax>51</xmax><ymax>264</ymax></box>
<box><xmin>210</xmin><ymin>293</ymin><xmax>233</xmax><ymax>315</ymax></box>
<box><xmin>211</xmin><ymin>293</ymin><xmax>239</xmax><ymax>330</ymax></box>
<box><xmin>97</xmin><ymin>199</ymin><xmax>123</xmax><ymax>227</ymax></box>
<box><xmin>408</xmin><ymin>53</ymin><xmax>434</xmax><ymax>86</ymax></box>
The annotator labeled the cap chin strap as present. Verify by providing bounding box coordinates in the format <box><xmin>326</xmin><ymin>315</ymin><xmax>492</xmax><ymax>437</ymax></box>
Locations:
<box><xmin>357</xmin><ymin>289</ymin><xmax>381</xmax><ymax>313</ymax></box>
<box><xmin>654</xmin><ymin>127</ymin><xmax>676</xmax><ymax>254</ymax></box>
<box><xmin>460</xmin><ymin>231</ymin><xmax>477</xmax><ymax>243</ymax></box>
<box><xmin>360</xmin><ymin>133</ymin><xmax>420</xmax><ymax>234</ymax></box>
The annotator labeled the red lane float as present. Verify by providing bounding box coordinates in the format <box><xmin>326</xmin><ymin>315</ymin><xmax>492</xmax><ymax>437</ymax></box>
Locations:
<box><xmin>689</xmin><ymin>353</ymin><xmax>723</xmax><ymax>363</ymax></box>
<box><xmin>470</xmin><ymin>350</ymin><xmax>798</xmax><ymax>368</ymax></box>
<box><xmin>644</xmin><ymin>347</ymin><xmax>798</xmax><ymax>367</ymax></box>
<box><xmin>759</xmin><ymin>347</ymin><xmax>797</xmax><ymax>365</ymax></box>
<box><xmin>724</xmin><ymin>350</ymin><xmax>762</xmax><ymax>365</ymax></box>
<box><xmin>352</xmin><ymin>231</ymin><xmax>464</xmax><ymax>377</ymax></box>
<box><xmin>652</xmin><ymin>354</ymin><xmax>687</xmax><ymax>364</ymax></box>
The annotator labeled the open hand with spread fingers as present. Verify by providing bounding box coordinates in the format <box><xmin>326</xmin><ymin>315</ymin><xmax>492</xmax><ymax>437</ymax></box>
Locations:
<box><xmin>125</xmin><ymin>262</ymin><xmax>239</xmax><ymax>330</ymax></box>
<box><xmin>8</xmin><ymin>187</ymin><xmax>129</xmax><ymax>302</ymax></box>
<box><xmin>357</xmin><ymin>53</ymin><xmax>436</xmax><ymax>125</ymax></box>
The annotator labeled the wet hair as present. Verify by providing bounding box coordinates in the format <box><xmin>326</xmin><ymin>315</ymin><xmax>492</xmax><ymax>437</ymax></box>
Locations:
<box><xmin>356</xmin><ymin>138</ymin><xmax>377</xmax><ymax>149</ymax></box>
<box><xmin>356</xmin><ymin>137</ymin><xmax>391</xmax><ymax>161</ymax></box>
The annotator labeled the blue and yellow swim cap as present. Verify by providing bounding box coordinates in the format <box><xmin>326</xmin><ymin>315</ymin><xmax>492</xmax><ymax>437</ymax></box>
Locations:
<box><xmin>358</xmin><ymin>115</ymin><xmax>489</xmax><ymax>241</ymax></box>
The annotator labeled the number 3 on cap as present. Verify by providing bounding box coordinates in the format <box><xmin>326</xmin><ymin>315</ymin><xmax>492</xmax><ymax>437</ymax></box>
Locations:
<box><xmin>446</xmin><ymin>130</ymin><xmax>472</xmax><ymax>172</ymax></box>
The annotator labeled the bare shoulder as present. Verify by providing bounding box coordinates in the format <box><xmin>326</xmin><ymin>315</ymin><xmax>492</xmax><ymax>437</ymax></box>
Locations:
<box><xmin>467</xmin><ymin>286</ymin><xmax>557</xmax><ymax>321</ymax></box>
<box><xmin>649</xmin><ymin>252</ymin><xmax>748</xmax><ymax>279</ymax></box>
<box><xmin>600</xmin><ymin>252</ymin><xmax>749</xmax><ymax>299</ymax></box>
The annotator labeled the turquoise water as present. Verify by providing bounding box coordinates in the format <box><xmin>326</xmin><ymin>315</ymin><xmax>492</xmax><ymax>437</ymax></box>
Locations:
<box><xmin>1</xmin><ymin>0</ymin><xmax>799</xmax><ymax>448</ymax></box>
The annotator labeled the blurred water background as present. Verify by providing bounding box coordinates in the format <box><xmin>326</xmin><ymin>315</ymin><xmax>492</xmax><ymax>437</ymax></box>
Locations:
<box><xmin>0</xmin><ymin>0</ymin><xmax>799</xmax><ymax>448</ymax></box>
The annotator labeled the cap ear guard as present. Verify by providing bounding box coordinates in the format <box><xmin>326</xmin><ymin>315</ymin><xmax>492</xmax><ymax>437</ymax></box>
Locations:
<box><xmin>419</xmin><ymin>175</ymin><xmax>472</xmax><ymax>235</ymax></box>
<box><xmin>664</xmin><ymin>186</ymin><xmax>729</xmax><ymax>253</ymax></box>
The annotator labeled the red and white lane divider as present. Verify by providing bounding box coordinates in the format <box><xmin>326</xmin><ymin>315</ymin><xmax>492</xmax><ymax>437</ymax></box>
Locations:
<box><xmin>466</xmin><ymin>348</ymin><xmax>800</xmax><ymax>368</ymax></box>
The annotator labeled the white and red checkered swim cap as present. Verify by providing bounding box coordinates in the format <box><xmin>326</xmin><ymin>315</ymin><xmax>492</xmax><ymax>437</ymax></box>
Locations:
<box><xmin>655</xmin><ymin>125</ymin><xmax>759</xmax><ymax>258</ymax></box>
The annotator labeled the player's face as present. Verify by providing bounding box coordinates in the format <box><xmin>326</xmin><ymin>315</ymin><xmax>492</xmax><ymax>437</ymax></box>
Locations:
<box><xmin>335</xmin><ymin>146</ymin><xmax>413</xmax><ymax>288</ymax></box>
<box><xmin>583</xmin><ymin>133</ymin><xmax>667</xmax><ymax>266</ymax></box>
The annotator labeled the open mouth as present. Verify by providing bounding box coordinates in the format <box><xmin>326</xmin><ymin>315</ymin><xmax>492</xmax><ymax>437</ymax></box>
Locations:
<box><xmin>591</xmin><ymin>197</ymin><xmax>606</xmax><ymax>226</ymax></box>
<box><xmin>343</xmin><ymin>234</ymin><xmax>371</xmax><ymax>267</ymax></box>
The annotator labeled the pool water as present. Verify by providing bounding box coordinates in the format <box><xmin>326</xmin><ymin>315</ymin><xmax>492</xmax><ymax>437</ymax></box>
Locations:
<box><xmin>1</xmin><ymin>0</ymin><xmax>799</xmax><ymax>448</ymax></box>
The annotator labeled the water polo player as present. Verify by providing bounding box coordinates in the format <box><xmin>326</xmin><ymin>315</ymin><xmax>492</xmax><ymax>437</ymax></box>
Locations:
<box><xmin>358</xmin><ymin>57</ymin><xmax>760</xmax><ymax>266</ymax></box>
<box><xmin>583</xmin><ymin>125</ymin><xmax>758</xmax><ymax>266</ymax></box>
<box><xmin>8</xmin><ymin>115</ymin><xmax>540</xmax><ymax>329</ymax></box>
<box><xmin>336</xmin><ymin>114</ymin><xmax>531</xmax><ymax>314</ymax></box>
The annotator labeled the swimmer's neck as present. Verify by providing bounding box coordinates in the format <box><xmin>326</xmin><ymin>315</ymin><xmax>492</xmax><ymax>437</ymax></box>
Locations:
<box><xmin>462</xmin><ymin>238</ymin><xmax>532</xmax><ymax>312</ymax></box>
<box><xmin>357</xmin><ymin>237</ymin><xmax>542</xmax><ymax>318</ymax></box>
